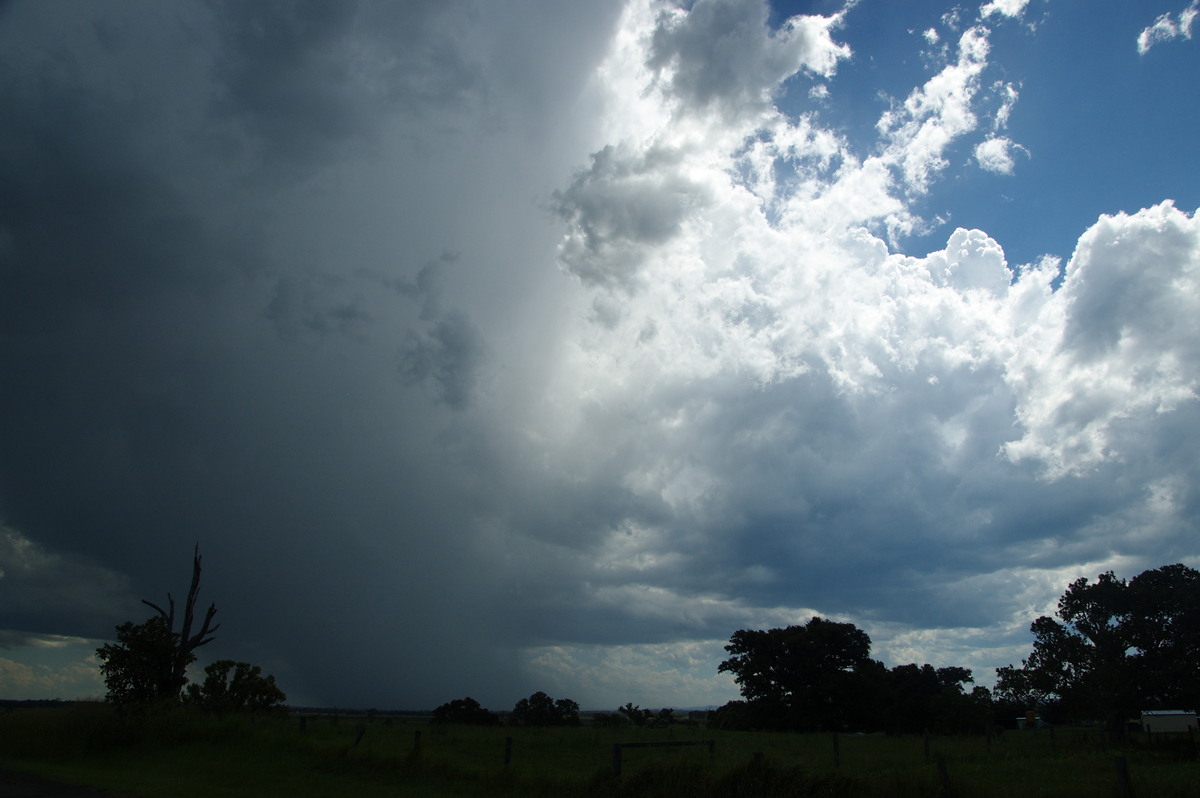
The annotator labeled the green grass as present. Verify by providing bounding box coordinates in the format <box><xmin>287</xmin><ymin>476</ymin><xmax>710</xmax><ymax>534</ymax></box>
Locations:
<box><xmin>1</xmin><ymin>704</ymin><xmax>1197</xmax><ymax>797</ymax></box>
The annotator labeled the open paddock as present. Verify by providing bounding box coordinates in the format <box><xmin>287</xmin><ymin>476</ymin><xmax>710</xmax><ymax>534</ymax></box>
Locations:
<box><xmin>1</xmin><ymin>703</ymin><xmax>1197</xmax><ymax>797</ymax></box>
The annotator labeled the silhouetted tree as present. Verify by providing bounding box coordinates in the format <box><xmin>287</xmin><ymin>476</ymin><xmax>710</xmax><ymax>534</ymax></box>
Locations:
<box><xmin>719</xmin><ymin>617</ymin><xmax>989</xmax><ymax>733</ymax></box>
<box><xmin>618</xmin><ymin>702</ymin><xmax>652</xmax><ymax>726</ymax></box>
<box><xmin>1127</xmin><ymin>564</ymin><xmax>1200</xmax><ymax>710</ymax></box>
<box><xmin>719</xmin><ymin>617</ymin><xmax>881</xmax><ymax>731</ymax></box>
<box><xmin>95</xmin><ymin>545</ymin><xmax>220</xmax><ymax>704</ymax></box>
<box><xmin>510</xmin><ymin>691</ymin><xmax>580</xmax><ymax>726</ymax></box>
<box><xmin>185</xmin><ymin>660</ymin><xmax>286</xmax><ymax>716</ymax></box>
<box><xmin>96</xmin><ymin>616</ymin><xmax>180</xmax><ymax>704</ymax></box>
<box><xmin>882</xmin><ymin>663</ymin><xmax>983</xmax><ymax>734</ymax></box>
<box><xmin>996</xmin><ymin>564</ymin><xmax>1200</xmax><ymax>738</ymax></box>
<box><xmin>432</xmin><ymin>696</ymin><xmax>500</xmax><ymax>726</ymax></box>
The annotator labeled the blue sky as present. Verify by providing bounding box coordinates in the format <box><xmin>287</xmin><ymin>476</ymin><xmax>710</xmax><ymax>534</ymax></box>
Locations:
<box><xmin>0</xmin><ymin>0</ymin><xmax>1198</xmax><ymax>711</ymax></box>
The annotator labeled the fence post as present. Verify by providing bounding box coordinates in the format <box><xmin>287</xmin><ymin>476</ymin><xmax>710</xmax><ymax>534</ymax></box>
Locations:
<box><xmin>935</xmin><ymin>754</ymin><xmax>954</xmax><ymax>797</ymax></box>
<box><xmin>924</xmin><ymin>729</ymin><xmax>931</xmax><ymax>764</ymax></box>
<box><xmin>832</xmin><ymin>731</ymin><xmax>840</xmax><ymax>769</ymax></box>
<box><xmin>504</xmin><ymin>736</ymin><xmax>512</xmax><ymax>768</ymax></box>
<box><xmin>1114</xmin><ymin>755</ymin><xmax>1135</xmax><ymax>798</ymax></box>
<box><xmin>299</xmin><ymin>715</ymin><xmax>308</xmax><ymax>734</ymax></box>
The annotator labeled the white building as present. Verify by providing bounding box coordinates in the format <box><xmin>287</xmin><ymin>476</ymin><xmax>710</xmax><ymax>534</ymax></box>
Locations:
<box><xmin>1140</xmin><ymin>710</ymin><xmax>1198</xmax><ymax>735</ymax></box>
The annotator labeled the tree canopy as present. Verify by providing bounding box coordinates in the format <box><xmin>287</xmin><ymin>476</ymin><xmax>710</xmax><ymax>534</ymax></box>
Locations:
<box><xmin>432</xmin><ymin>696</ymin><xmax>500</xmax><ymax>726</ymax></box>
<box><xmin>719</xmin><ymin>616</ymin><xmax>877</xmax><ymax>731</ymax></box>
<box><xmin>96</xmin><ymin>616</ymin><xmax>183</xmax><ymax>705</ymax></box>
<box><xmin>717</xmin><ymin>616</ymin><xmax>987</xmax><ymax>733</ymax></box>
<box><xmin>96</xmin><ymin>545</ymin><xmax>221</xmax><ymax>704</ymax></box>
<box><xmin>185</xmin><ymin>660</ymin><xmax>287</xmax><ymax>715</ymax></box>
<box><xmin>96</xmin><ymin>546</ymin><xmax>283</xmax><ymax>712</ymax></box>
<box><xmin>510</xmin><ymin>691</ymin><xmax>580</xmax><ymax>726</ymax></box>
<box><xmin>996</xmin><ymin>563</ymin><xmax>1200</xmax><ymax>734</ymax></box>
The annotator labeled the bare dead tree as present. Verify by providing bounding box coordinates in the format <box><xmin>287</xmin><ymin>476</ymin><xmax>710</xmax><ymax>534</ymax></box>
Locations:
<box><xmin>141</xmin><ymin>544</ymin><xmax>220</xmax><ymax>698</ymax></box>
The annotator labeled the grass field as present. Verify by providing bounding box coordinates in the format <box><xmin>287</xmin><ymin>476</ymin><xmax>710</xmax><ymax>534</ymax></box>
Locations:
<box><xmin>1</xmin><ymin>703</ymin><xmax>1197</xmax><ymax>797</ymax></box>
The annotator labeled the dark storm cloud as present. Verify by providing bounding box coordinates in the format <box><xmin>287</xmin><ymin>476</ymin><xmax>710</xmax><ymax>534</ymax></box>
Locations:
<box><xmin>206</xmin><ymin>0</ymin><xmax>488</xmax><ymax>168</ymax></box>
<box><xmin>0</xmin><ymin>0</ymin><xmax>628</xmax><ymax>709</ymax></box>
<box><xmin>0</xmin><ymin>525</ymin><xmax>134</xmax><ymax>637</ymax></box>
<box><xmin>399</xmin><ymin>310</ymin><xmax>486</xmax><ymax>411</ymax></box>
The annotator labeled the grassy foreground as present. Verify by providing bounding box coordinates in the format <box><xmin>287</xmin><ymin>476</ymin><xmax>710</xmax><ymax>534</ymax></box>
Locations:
<box><xmin>1</xmin><ymin>703</ymin><xmax>1198</xmax><ymax>797</ymax></box>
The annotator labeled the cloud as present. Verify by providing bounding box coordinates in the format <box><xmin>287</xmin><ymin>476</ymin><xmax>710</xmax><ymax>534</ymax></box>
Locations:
<box><xmin>1137</xmin><ymin>1</ymin><xmax>1199</xmax><ymax>55</ymax></box>
<box><xmin>646</xmin><ymin>0</ymin><xmax>851</xmax><ymax>121</ymax></box>
<box><xmin>979</xmin><ymin>0</ymin><xmax>1032</xmax><ymax>20</ymax></box>
<box><xmin>0</xmin><ymin>0</ymin><xmax>1196</xmax><ymax>712</ymax></box>
<box><xmin>523</xmin><ymin>641</ymin><xmax>738</xmax><ymax>709</ymax></box>
<box><xmin>974</xmin><ymin>136</ymin><xmax>1021</xmax><ymax>174</ymax></box>
<box><xmin>0</xmin><ymin>523</ymin><xmax>135</xmax><ymax>637</ymax></box>
<box><xmin>554</xmin><ymin>143</ymin><xmax>713</xmax><ymax>291</ymax></box>
<box><xmin>207</xmin><ymin>0</ymin><xmax>489</xmax><ymax>168</ymax></box>
<box><xmin>878</xmin><ymin>26</ymin><xmax>992</xmax><ymax>195</ymax></box>
<box><xmin>1003</xmin><ymin>202</ymin><xmax>1200</xmax><ymax>477</ymax></box>
<box><xmin>532</xmin><ymin>0</ymin><xmax>1200</xmax><ymax>682</ymax></box>
<box><xmin>0</xmin><ymin>654</ymin><xmax>104</xmax><ymax>701</ymax></box>
<box><xmin>400</xmin><ymin>309</ymin><xmax>487</xmax><ymax>410</ymax></box>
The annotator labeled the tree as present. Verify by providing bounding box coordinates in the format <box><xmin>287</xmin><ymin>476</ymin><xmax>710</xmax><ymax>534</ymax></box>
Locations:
<box><xmin>718</xmin><ymin>616</ymin><xmax>881</xmax><ymax>731</ymax></box>
<box><xmin>617</xmin><ymin>702</ymin><xmax>652</xmax><ymax>726</ymax></box>
<box><xmin>1127</xmin><ymin>564</ymin><xmax>1200</xmax><ymax>710</ymax></box>
<box><xmin>510</xmin><ymin>691</ymin><xmax>580</xmax><ymax>726</ymax></box>
<box><xmin>141</xmin><ymin>545</ymin><xmax>220</xmax><ymax>698</ymax></box>
<box><xmin>995</xmin><ymin>564</ymin><xmax>1200</xmax><ymax>737</ymax></box>
<box><xmin>882</xmin><ymin>663</ymin><xmax>983</xmax><ymax>734</ymax></box>
<box><xmin>432</xmin><ymin>696</ymin><xmax>500</xmax><ymax>726</ymax></box>
<box><xmin>95</xmin><ymin>545</ymin><xmax>220</xmax><ymax>704</ymax></box>
<box><xmin>96</xmin><ymin>617</ymin><xmax>181</xmax><ymax>704</ymax></box>
<box><xmin>185</xmin><ymin>660</ymin><xmax>286</xmax><ymax>716</ymax></box>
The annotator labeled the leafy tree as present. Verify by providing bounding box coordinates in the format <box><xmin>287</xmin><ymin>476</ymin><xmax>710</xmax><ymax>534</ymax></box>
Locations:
<box><xmin>432</xmin><ymin>696</ymin><xmax>500</xmax><ymax>726</ymax></box>
<box><xmin>510</xmin><ymin>691</ymin><xmax>580</xmax><ymax>726</ymax></box>
<box><xmin>1127</xmin><ymin>564</ymin><xmax>1200</xmax><ymax>710</ymax></box>
<box><xmin>615</xmin><ymin>702</ymin><xmax>674</xmax><ymax>727</ymax></box>
<box><xmin>185</xmin><ymin>660</ymin><xmax>286</xmax><ymax>715</ymax></box>
<box><xmin>718</xmin><ymin>617</ymin><xmax>882</xmax><ymax>731</ymax></box>
<box><xmin>996</xmin><ymin>564</ymin><xmax>1200</xmax><ymax>737</ymax></box>
<box><xmin>882</xmin><ymin>664</ymin><xmax>985</xmax><ymax>734</ymax></box>
<box><xmin>96</xmin><ymin>546</ymin><xmax>219</xmax><ymax>704</ymax></box>
<box><xmin>96</xmin><ymin>617</ymin><xmax>181</xmax><ymax>704</ymax></box>
<box><xmin>618</xmin><ymin>702</ymin><xmax>652</xmax><ymax>726</ymax></box>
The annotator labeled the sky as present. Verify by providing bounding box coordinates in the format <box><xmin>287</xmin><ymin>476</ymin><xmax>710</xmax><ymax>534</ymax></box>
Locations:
<box><xmin>0</xmin><ymin>0</ymin><xmax>1198</xmax><ymax>711</ymax></box>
